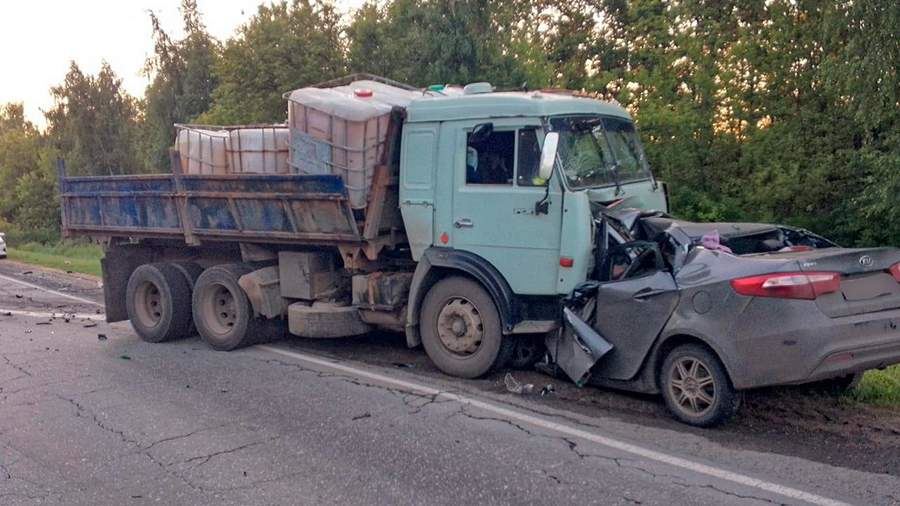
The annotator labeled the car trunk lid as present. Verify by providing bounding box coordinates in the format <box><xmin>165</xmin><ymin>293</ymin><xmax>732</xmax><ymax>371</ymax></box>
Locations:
<box><xmin>784</xmin><ymin>247</ymin><xmax>900</xmax><ymax>317</ymax></box>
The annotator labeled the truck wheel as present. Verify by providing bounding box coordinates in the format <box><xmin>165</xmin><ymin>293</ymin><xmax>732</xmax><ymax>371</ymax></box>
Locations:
<box><xmin>660</xmin><ymin>344</ymin><xmax>741</xmax><ymax>427</ymax></box>
<box><xmin>192</xmin><ymin>263</ymin><xmax>261</xmax><ymax>351</ymax></box>
<box><xmin>170</xmin><ymin>262</ymin><xmax>203</xmax><ymax>335</ymax></box>
<box><xmin>125</xmin><ymin>263</ymin><xmax>193</xmax><ymax>343</ymax></box>
<box><xmin>420</xmin><ymin>276</ymin><xmax>514</xmax><ymax>379</ymax></box>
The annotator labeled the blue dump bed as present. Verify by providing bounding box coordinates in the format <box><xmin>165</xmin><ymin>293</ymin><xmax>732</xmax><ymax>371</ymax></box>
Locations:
<box><xmin>60</xmin><ymin>172</ymin><xmax>365</xmax><ymax>246</ymax></box>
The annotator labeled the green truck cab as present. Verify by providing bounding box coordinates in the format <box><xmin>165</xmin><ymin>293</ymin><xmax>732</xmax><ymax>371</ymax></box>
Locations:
<box><xmin>60</xmin><ymin>79</ymin><xmax>667</xmax><ymax>381</ymax></box>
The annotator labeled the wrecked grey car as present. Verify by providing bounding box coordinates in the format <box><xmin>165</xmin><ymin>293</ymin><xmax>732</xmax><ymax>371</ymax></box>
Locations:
<box><xmin>547</xmin><ymin>208</ymin><xmax>900</xmax><ymax>427</ymax></box>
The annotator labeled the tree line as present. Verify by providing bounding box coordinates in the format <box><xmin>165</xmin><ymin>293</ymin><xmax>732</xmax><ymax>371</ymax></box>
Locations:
<box><xmin>0</xmin><ymin>0</ymin><xmax>896</xmax><ymax>246</ymax></box>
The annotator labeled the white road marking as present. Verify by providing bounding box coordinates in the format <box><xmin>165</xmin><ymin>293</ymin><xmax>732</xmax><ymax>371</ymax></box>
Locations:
<box><xmin>257</xmin><ymin>344</ymin><xmax>850</xmax><ymax>506</ymax></box>
<box><xmin>0</xmin><ymin>273</ymin><xmax>103</xmax><ymax>306</ymax></box>
<box><xmin>0</xmin><ymin>308</ymin><xmax>106</xmax><ymax>321</ymax></box>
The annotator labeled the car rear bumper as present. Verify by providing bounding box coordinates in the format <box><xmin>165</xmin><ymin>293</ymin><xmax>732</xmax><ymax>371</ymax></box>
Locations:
<box><xmin>804</xmin><ymin>338</ymin><xmax>900</xmax><ymax>384</ymax></box>
<box><xmin>729</xmin><ymin>302</ymin><xmax>900</xmax><ymax>389</ymax></box>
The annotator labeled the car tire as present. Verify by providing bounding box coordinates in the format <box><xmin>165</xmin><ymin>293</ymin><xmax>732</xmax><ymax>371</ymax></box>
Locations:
<box><xmin>125</xmin><ymin>263</ymin><xmax>194</xmax><ymax>343</ymax></box>
<box><xmin>192</xmin><ymin>263</ymin><xmax>263</xmax><ymax>351</ymax></box>
<box><xmin>420</xmin><ymin>276</ymin><xmax>514</xmax><ymax>379</ymax></box>
<box><xmin>660</xmin><ymin>343</ymin><xmax>741</xmax><ymax>427</ymax></box>
<box><xmin>509</xmin><ymin>334</ymin><xmax>545</xmax><ymax>370</ymax></box>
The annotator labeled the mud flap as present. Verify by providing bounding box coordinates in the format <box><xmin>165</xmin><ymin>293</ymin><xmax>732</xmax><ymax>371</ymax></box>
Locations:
<box><xmin>545</xmin><ymin>298</ymin><xmax>614</xmax><ymax>387</ymax></box>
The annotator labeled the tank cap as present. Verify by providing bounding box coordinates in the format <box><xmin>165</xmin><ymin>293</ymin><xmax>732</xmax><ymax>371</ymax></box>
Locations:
<box><xmin>463</xmin><ymin>82</ymin><xmax>493</xmax><ymax>95</ymax></box>
<box><xmin>354</xmin><ymin>88</ymin><xmax>373</xmax><ymax>98</ymax></box>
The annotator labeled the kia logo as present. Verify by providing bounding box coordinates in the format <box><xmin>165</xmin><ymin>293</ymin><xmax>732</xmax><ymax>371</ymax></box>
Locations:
<box><xmin>858</xmin><ymin>255</ymin><xmax>873</xmax><ymax>267</ymax></box>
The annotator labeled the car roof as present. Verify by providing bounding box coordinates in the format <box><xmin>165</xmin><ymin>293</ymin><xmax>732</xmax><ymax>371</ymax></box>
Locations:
<box><xmin>406</xmin><ymin>91</ymin><xmax>632</xmax><ymax>123</ymax></box>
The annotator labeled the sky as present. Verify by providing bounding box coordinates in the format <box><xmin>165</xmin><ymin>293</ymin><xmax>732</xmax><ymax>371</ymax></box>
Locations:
<box><xmin>0</xmin><ymin>0</ymin><xmax>366</xmax><ymax>128</ymax></box>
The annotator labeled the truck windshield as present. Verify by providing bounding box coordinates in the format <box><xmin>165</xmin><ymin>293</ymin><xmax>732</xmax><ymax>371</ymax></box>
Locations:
<box><xmin>549</xmin><ymin>115</ymin><xmax>652</xmax><ymax>190</ymax></box>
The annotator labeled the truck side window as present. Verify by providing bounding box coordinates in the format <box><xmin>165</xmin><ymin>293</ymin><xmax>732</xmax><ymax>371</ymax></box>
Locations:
<box><xmin>516</xmin><ymin>128</ymin><xmax>544</xmax><ymax>186</ymax></box>
<box><xmin>466</xmin><ymin>130</ymin><xmax>514</xmax><ymax>185</ymax></box>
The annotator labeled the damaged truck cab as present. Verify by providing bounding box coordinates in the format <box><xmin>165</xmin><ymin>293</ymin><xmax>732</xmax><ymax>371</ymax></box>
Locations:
<box><xmin>400</xmin><ymin>92</ymin><xmax>667</xmax><ymax>352</ymax></box>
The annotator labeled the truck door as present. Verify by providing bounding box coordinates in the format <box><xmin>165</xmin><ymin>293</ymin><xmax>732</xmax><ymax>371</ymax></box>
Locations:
<box><xmin>448</xmin><ymin>122</ymin><xmax>563</xmax><ymax>295</ymax></box>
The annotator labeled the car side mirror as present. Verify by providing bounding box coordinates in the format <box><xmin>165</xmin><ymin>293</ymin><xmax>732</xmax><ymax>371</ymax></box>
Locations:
<box><xmin>539</xmin><ymin>132</ymin><xmax>559</xmax><ymax>180</ymax></box>
<box><xmin>469</xmin><ymin>123</ymin><xmax>494</xmax><ymax>145</ymax></box>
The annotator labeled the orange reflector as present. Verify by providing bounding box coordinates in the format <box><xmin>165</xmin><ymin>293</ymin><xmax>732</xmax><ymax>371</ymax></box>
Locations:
<box><xmin>559</xmin><ymin>257</ymin><xmax>574</xmax><ymax>268</ymax></box>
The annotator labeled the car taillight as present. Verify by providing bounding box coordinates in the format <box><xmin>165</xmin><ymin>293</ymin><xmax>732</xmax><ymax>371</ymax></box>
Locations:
<box><xmin>890</xmin><ymin>262</ymin><xmax>900</xmax><ymax>282</ymax></box>
<box><xmin>730</xmin><ymin>272</ymin><xmax>841</xmax><ymax>300</ymax></box>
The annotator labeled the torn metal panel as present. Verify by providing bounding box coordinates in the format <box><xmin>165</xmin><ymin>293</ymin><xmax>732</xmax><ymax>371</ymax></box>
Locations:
<box><xmin>546</xmin><ymin>300</ymin><xmax>614</xmax><ymax>388</ymax></box>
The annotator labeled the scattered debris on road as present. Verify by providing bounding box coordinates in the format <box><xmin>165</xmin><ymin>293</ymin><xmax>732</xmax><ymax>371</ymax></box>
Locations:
<box><xmin>504</xmin><ymin>373</ymin><xmax>556</xmax><ymax>397</ymax></box>
<box><xmin>504</xmin><ymin>373</ymin><xmax>534</xmax><ymax>394</ymax></box>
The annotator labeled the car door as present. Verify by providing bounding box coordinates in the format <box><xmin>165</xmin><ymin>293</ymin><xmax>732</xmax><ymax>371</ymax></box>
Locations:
<box><xmin>449</xmin><ymin>122</ymin><xmax>563</xmax><ymax>295</ymax></box>
<box><xmin>590</xmin><ymin>241</ymin><xmax>680</xmax><ymax>380</ymax></box>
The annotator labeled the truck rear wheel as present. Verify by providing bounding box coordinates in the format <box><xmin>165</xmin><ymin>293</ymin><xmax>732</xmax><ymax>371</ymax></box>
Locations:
<box><xmin>192</xmin><ymin>263</ymin><xmax>262</xmax><ymax>351</ymax></box>
<box><xmin>126</xmin><ymin>263</ymin><xmax>193</xmax><ymax>343</ymax></box>
<box><xmin>420</xmin><ymin>276</ymin><xmax>513</xmax><ymax>379</ymax></box>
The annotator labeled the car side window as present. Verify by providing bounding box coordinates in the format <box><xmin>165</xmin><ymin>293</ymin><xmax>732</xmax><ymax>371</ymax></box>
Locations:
<box><xmin>466</xmin><ymin>130</ymin><xmax>515</xmax><ymax>185</ymax></box>
<box><xmin>601</xmin><ymin>241</ymin><xmax>665</xmax><ymax>282</ymax></box>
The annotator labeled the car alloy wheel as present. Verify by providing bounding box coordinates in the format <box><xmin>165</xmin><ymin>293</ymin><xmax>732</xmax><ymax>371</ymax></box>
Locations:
<box><xmin>668</xmin><ymin>356</ymin><xmax>716</xmax><ymax>417</ymax></box>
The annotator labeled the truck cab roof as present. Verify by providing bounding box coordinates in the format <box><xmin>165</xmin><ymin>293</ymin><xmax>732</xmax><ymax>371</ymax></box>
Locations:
<box><xmin>405</xmin><ymin>90</ymin><xmax>632</xmax><ymax>123</ymax></box>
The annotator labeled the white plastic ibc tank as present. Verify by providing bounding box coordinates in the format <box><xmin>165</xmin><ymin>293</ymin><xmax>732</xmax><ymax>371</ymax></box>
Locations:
<box><xmin>226</xmin><ymin>127</ymin><xmax>290</xmax><ymax>174</ymax></box>
<box><xmin>176</xmin><ymin>127</ymin><xmax>229</xmax><ymax>175</ymax></box>
<box><xmin>287</xmin><ymin>80</ymin><xmax>417</xmax><ymax>208</ymax></box>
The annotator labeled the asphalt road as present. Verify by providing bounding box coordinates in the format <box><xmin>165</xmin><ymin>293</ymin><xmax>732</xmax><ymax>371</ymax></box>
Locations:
<box><xmin>0</xmin><ymin>261</ymin><xmax>898</xmax><ymax>505</ymax></box>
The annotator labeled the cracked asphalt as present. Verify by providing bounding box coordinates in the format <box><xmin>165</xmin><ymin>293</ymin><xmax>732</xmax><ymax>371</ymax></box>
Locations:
<box><xmin>1</xmin><ymin>260</ymin><xmax>899</xmax><ymax>505</ymax></box>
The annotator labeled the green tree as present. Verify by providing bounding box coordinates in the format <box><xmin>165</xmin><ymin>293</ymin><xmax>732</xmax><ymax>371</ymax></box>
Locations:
<box><xmin>346</xmin><ymin>0</ymin><xmax>552</xmax><ymax>88</ymax></box>
<box><xmin>0</xmin><ymin>104</ymin><xmax>43</xmax><ymax>221</ymax></box>
<box><xmin>143</xmin><ymin>0</ymin><xmax>220</xmax><ymax>170</ymax></box>
<box><xmin>201</xmin><ymin>0</ymin><xmax>346</xmax><ymax>124</ymax></box>
<box><xmin>45</xmin><ymin>62</ymin><xmax>144</xmax><ymax>176</ymax></box>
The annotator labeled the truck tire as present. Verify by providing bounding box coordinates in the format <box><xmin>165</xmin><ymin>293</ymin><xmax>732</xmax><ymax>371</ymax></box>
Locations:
<box><xmin>170</xmin><ymin>262</ymin><xmax>203</xmax><ymax>335</ymax></box>
<box><xmin>170</xmin><ymin>261</ymin><xmax>203</xmax><ymax>289</ymax></box>
<box><xmin>192</xmin><ymin>263</ymin><xmax>263</xmax><ymax>351</ymax></box>
<box><xmin>125</xmin><ymin>263</ymin><xmax>193</xmax><ymax>343</ymax></box>
<box><xmin>659</xmin><ymin>344</ymin><xmax>741</xmax><ymax>427</ymax></box>
<box><xmin>420</xmin><ymin>276</ymin><xmax>514</xmax><ymax>379</ymax></box>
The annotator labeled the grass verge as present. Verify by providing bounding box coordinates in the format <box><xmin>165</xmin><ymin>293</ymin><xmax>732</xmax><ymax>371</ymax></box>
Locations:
<box><xmin>7</xmin><ymin>241</ymin><xmax>103</xmax><ymax>277</ymax></box>
<box><xmin>851</xmin><ymin>366</ymin><xmax>900</xmax><ymax>406</ymax></box>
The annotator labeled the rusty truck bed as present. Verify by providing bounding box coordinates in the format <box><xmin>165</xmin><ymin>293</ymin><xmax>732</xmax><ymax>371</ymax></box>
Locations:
<box><xmin>59</xmin><ymin>169</ymin><xmax>364</xmax><ymax>246</ymax></box>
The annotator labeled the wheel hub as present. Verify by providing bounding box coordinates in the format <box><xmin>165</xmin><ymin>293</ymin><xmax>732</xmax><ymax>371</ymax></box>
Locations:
<box><xmin>134</xmin><ymin>281</ymin><xmax>163</xmax><ymax>328</ymax></box>
<box><xmin>669</xmin><ymin>357</ymin><xmax>716</xmax><ymax>416</ymax></box>
<box><xmin>436</xmin><ymin>297</ymin><xmax>483</xmax><ymax>355</ymax></box>
<box><xmin>200</xmin><ymin>284</ymin><xmax>239</xmax><ymax>335</ymax></box>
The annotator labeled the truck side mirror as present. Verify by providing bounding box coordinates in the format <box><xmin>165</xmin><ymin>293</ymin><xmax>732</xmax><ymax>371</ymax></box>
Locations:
<box><xmin>539</xmin><ymin>132</ymin><xmax>559</xmax><ymax>180</ymax></box>
<box><xmin>469</xmin><ymin>123</ymin><xmax>494</xmax><ymax>145</ymax></box>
